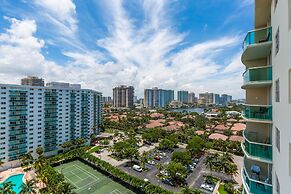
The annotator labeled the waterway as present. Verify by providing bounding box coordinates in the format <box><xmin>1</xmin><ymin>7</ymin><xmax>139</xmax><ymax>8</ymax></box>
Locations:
<box><xmin>169</xmin><ymin>107</ymin><xmax>204</xmax><ymax>114</ymax></box>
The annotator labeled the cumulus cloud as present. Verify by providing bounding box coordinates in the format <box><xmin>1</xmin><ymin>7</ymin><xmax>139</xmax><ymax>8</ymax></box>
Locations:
<box><xmin>0</xmin><ymin>1</ymin><xmax>245</xmax><ymax>99</ymax></box>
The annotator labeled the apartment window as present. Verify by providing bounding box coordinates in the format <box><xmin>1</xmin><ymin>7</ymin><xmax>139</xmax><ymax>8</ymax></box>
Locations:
<box><xmin>276</xmin><ymin>174</ymin><xmax>280</xmax><ymax>194</ymax></box>
<box><xmin>275</xmin><ymin>28</ymin><xmax>280</xmax><ymax>55</ymax></box>
<box><xmin>276</xmin><ymin>127</ymin><xmax>280</xmax><ymax>152</ymax></box>
<box><xmin>276</xmin><ymin>79</ymin><xmax>280</xmax><ymax>102</ymax></box>
<box><xmin>289</xmin><ymin>69</ymin><xmax>291</xmax><ymax>103</ymax></box>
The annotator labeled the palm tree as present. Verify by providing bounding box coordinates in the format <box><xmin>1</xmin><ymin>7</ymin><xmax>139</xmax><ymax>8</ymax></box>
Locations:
<box><xmin>180</xmin><ymin>186</ymin><xmax>202</xmax><ymax>194</ymax></box>
<box><xmin>55</xmin><ymin>181</ymin><xmax>75</xmax><ymax>194</ymax></box>
<box><xmin>33</xmin><ymin>157</ymin><xmax>47</xmax><ymax>172</ymax></box>
<box><xmin>0</xmin><ymin>158</ymin><xmax>4</xmax><ymax>172</ymax></box>
<box><xmin>0</xmin><ymin>181</ymin><xmax>16</xmax><ymax>194</ymax></box>
<box><xmin>36</xmin><ymin>147</ymin><xmax>44</xmax><ymax>158</ymax></box>
<box><xmin>20</xmin><ymin>179</ymin><xmax>38</xmax><ymax>194</ymax></box>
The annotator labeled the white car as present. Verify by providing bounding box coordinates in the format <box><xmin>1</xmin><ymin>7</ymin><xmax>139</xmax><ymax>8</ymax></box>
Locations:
<box><xmin>147</xmin><ymin>160</ymin><xmax>155</xmax><ymax>165</ymax></box>
<box><xmin>133</xmin><ymin>165</ymin><xmax>142</xmax><ymax>172</ymax></box>
<box><xmin>160</xmin><ymin>170</ymin><xmax>169</xmax><ymax>176</ymax></box>
<box><xmin>200</xmin><ymin>183</ymin><xmax>206</xmax><ymax>189</ymax></box>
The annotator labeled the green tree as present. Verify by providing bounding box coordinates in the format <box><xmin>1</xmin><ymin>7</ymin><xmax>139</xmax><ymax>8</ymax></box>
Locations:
<box><xmin>20</xmin><ymin>152</ymin><xmax>34</xmax><ymax>166</ymax></box>
<box><xmin>139</xmin><ymin>152</ymin><xmax>151</xmax><ymax>170</ymax></box>
<box><xmin>61</xmin><ymin>141</ymin><xmax>73</xmax><ymax>152</ymax></box>
<box><xmin>159</xmin><ymin>139</ymin><xmax>175</xmax><ymax>151</ymax></box>
<box><xmin>36</xmin><ymin>147</ymin><xmax>44</xmax><ymax>157</ymax></box>
<box><xmin>223</xmin><ymin>129</ymin><xmax>233</xmax><ymax>137</ymax></box>
<box><xmin>75</xmin><ymin>138</ymin><xmax>85</xmax><ymax>147</ymax></box>
<box><xmin>180</xmin><ymin>187</ymin><xmax>202</xmax><ymax>194</ymax></box>
<box><xmin>0</xmin><ymin>182</ymin><xmax>16</xmax><ymax>194</ymax></box>
<box><xmin>186</xmin><ymin>136</ymin><xmax>205</xmax><ymax>156</ymax></box>
<box><xmin>20</xmin><ymin>179</ymin><xmax>38</xmax><ymax>194</ymax></box>
<box><xmin>124</xmin><ymin>147</ymin><xmax>139</xmax><ymax>164</ymax></box>
<box><xmin>171</xmin><ymin>151</ymin><xmax>192</xmax><ymax>166</ymax></box>
<box><xmin>167</xmin><ymin>134</ymin><xmax>179</xmax><ymax>145</ymax></box>
<box><xmin>0</xmin><ymin>158</ymin><xmax>4</xmax><ymax>171</ymax></box>
<box><xmin>166</xmin><ymin>162</ymin><xmax>187</xmax><ymax>185</ymax></box>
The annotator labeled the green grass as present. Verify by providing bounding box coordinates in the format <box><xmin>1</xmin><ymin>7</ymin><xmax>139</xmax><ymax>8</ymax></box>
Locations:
<box><xmin>88</xmin><ymin>146</ymin><xmax>102</xmax><ymax>154</ymax></box>
<box><xmin>54</xmin><ymin>160</ymin><xmax>134</xmax><ymax>194</ymax></box>
<box><xmin>218</xmin><ymin>184</ymin><xmax>229</xmax><ymax>194</ymax></box>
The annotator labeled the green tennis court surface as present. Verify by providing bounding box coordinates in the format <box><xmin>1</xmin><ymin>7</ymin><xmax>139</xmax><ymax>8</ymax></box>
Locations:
<box><xmin>54</xmin><ymin>160</ymin><xmax>134</xmax><ymax>194</ymax></box>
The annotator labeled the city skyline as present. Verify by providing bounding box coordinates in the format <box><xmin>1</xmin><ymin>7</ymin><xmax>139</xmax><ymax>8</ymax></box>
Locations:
<box><xmin>0</xmin><ymin>0</ymin><xmax>254</xmax><ymax>99</ymax></box>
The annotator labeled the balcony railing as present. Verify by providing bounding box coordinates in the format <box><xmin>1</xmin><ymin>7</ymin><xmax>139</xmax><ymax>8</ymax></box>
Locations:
<box><xmin>242</xmin><ymin>167</ymin><xmax>272</xmax><ymax>194</ymax></box>
<box><xmin>243</xmin><ymin>27</ymin><xmax>272</xmax><ymax>50</ymax></box>
<box><xmin>243</xmin><ymin>66</ymin><xmax>272</xmax><ymax>86</ymax></box>
<box><xmin>243</xmin><ymin>131</ymin><xmax>272</xmax><ymax>162</ymax></box>
<box><xmin>243</xmin><ymin>105</ymin><xmax>272</xmax><ymax>121</ymax></box>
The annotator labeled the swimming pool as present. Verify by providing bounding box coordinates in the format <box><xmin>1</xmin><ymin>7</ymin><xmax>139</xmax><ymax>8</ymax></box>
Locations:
<box><xmin>0</xmin><ymin>173</ymin><xmax>24</xmax><ymax>194</ymax></box>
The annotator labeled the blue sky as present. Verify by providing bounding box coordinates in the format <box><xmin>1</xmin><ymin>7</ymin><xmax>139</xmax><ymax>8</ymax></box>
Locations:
<box><xmin>0</xmin><ymin>0</ymin><xmax>254</xmax><ymax>99</ymax></box>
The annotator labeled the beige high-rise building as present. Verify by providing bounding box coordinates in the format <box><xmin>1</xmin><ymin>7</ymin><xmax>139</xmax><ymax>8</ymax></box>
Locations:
<box><xmin>21</xmin><ymin>76</ymin><xmax>45</xmax><ymax>86</ymax></box>
<box><xmin>241</xmin><ymin>0</ymin><xmax>291</xmax><ymax>193</ymax></box>
<box><xmin>112</xmin><ymin>85</ymin><xmax>134</xmax><ymax>108</ymax></box>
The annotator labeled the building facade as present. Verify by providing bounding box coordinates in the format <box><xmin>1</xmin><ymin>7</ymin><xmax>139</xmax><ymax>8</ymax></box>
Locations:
<box><xmin>144</xmin><ymin>87</ymin><xmax>174</xmax><ymax>108</ymax></box>
<box><xmin>0</xmin><ymin>82</ymin><xmax>102</xmax><ymax>167</ymax></box>
<box><xmin>177</xmin><ymin>91</ymin><xmax>189</xmax><ymax>103</ymax></box>
<box><xmin>188</xmin><ymin>92</ymin><xmax>196</xmax><ymax>104</ymax></box>
<box><xmin>112</xmin><ymin>85</ymin><xmax>134</xmax><ymax>108</ymax></box>
<box><xmin>21</xmin><ymin>76</ymin><xmax>45</xmax><ymax>87</ymax></box>
<box><xmin>199</xmin><ymin>92</ymin><xmax>220</xmax><ymax>105</ymax></box>
<box><xmin>240</xmin><ymin>0</ymin><xmax>291</xmax><ymax>193</ymax></box>
<box><xmin>220</xmin><ymin>94</ymin><xmax>232</xmax><ymax>105</ymax></box>
<box><xmin>102</xmin><ymin>96</ymin><xmax>112</xmax><ymax>106</ymax></box>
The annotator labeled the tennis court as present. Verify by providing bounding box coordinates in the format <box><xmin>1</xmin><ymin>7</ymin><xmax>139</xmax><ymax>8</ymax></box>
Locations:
<box><xmin>54</xmin><ymin>160</ymin><xmax>134</xmax><ymax>194</ymax></box>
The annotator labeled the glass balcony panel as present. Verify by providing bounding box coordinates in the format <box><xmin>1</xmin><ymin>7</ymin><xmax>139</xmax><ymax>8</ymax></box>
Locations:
<box><xmin>243</xmin><ymin>131</ymin><xmax>272</xmax><ymax>161</ymax></box>
<box><xmin>243</xmin><ymin>66</ymin><xmax>272</xmax><ymax>85</ymax></box>
<box><xmin>243</xmin><ymin>27</ymin><xmax>272</xmax><ymax>50</ymax></box>
<box><xmin>243</xmin><ymin>105</ymin><xmax>272</xmax><ymax>121</ymax></box>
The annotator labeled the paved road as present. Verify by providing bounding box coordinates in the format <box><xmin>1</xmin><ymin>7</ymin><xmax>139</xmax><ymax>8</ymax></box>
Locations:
<box><xmin>118</xmin><ymin>148</ymin><xmax>183</xmax><ymax>192</ymax></box>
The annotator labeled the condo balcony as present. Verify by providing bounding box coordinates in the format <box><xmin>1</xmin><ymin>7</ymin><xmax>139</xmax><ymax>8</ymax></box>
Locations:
<box><xmin>242</xmin><ymin>159</ymin><xmax>272</xmax><ymax>194</ymax></box>
<box><xmin>242</xmin><ymin>131</ymin><xmax>272</xmax><ymax>163</ymax></box>
<box><xmin>242</xmin><ymin>66</ymin><xmax>272</xmax><ymax>89</ymax></box>
<box><xmin>243</xmin><ymin>104</ymin><xmax>272</xmax><ymax>122</ymax></box>
<box><xmin>241</xmin><ymin>27</ymin><xmax>272</xmax><ymax>64</ymax></box>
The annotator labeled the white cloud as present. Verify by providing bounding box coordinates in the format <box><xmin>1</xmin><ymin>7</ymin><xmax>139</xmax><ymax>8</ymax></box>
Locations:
<box><xmin>33</xmin><ymin>0</ymin><xmax>77</xmax><ymax>35</ymax></box>
<box><xmin>0</xmin><ymin>1</ymin><xmax>245</xmax><ymax>99</ymax></box>
<box><xmin>222</xmin><ymin>53</ymin><xmax>244</xmax><ymax>74</ymax></box>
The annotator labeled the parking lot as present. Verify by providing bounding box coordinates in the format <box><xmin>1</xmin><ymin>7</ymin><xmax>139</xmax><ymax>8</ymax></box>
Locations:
<box><xmin>118</xmin><ymin>147</ymin><xmax>208</xmax><ymax>192</ymax></box>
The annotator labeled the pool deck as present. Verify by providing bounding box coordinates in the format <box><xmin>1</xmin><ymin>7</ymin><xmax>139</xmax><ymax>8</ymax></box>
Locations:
<box><xmin>0</xmin><ymin>167</ymin><xmax>36</xmax><ymax>184</ymax></box>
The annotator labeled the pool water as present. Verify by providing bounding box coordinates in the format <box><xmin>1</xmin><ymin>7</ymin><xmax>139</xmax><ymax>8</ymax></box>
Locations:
<box><xmin>0</xmin><ymin>174</ymin><xmax>24</xmax><ymax>194</ymax></box>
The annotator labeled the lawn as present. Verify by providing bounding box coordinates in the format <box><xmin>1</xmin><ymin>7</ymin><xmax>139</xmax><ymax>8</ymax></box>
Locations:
<box><xmin>218</xmin><ymin>184</ymin><xmax>229</xmax><ymax>194</ymax></box>
<box><xmin>54</xmin><ymin>160</ymin><xmax>134</xmax><ymax>194</ymax></box>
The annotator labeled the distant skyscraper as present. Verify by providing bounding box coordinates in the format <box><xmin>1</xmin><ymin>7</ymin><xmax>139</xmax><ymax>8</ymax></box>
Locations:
<box><xmin>102</xmin><ymin>96</ymin><xmax>112</xmax><ymax>106</ymax></box>
<box><xmin>113</xmin><ymin>85</ymin><xmax>134</xmax><ymax>108</ymax></box>
<box><xmin>220</xmin><ymin>94</ymin><xmax>232</xmax><ymax>105</ymax></box>
<box><xmin>144</xmin><ymin>87</ymin><xmax>174</xmax><ymax>108</ymax></box>
<box><xmin>188</xmin><ymin>92</ymin><xmax>196</xmax><ymax>103</ymax></box>
<box><xmin>21</xmin><ymin>76</ymin><xmax>44</xmax><ymax>86</ymax></box>
<box><xmin>177</xmin><ymin>91</ymin><xmax>189</xmax><ymax>103</ymax></box>
<box><xmin>199</xmin><ymin>92</ymin><xmax>220</xmax><ymax>105</ymax></box>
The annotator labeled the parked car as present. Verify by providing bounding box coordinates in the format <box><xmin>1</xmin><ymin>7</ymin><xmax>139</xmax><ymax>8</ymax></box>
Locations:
<box><xmin>154</xmin><ymin>155</ymin><xmax>161</xmax><ymax>160</ymax></box>
<box><xmin>160</xmin><ymin>170</ymin><xmax>169</xmax><ymax>176</ymax></box>
<box><xmin>133</xmin><ymin>165</ymin><xmax>142</xmax><ymax>172</ymax></box>
<box><xmin>147</xmin><ymin>160</ymin><xmax>155</xmax><ymax>165</ymax></box>
<box><xmin>162</xmin><ymin>178</ymin><xmax>175</xmax><ymax>186</ymax></box>
<box><xmin>200</xmin><ymin>183</ymin><xmax>214</xmax><ymax>191</ymax></box>
<box><xmin>187</xmin><ymin>165</ymin><xmax>194</xmax><ymax>172</ymax></box>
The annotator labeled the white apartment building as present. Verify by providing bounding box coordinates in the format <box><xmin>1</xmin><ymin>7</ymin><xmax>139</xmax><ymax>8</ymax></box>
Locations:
<box><xmin>241</xmin><ymin>0</ymin><xmax>291</xmax><ymax>193</ymax></box>
<box><xmin>0</xmin><ymin>82</ymin><xmax>102</xmax><ymax>168</ymax></box>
